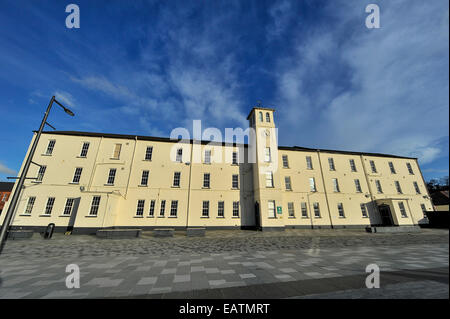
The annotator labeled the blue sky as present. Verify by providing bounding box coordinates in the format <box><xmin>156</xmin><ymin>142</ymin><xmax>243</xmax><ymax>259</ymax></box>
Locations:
<box><xmin>0</xmin><ymin>0</ymin><xmax>448</xmax><ymax>181</ymax></box>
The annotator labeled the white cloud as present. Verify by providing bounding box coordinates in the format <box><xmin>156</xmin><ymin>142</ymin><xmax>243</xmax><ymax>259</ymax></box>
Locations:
<box><xmin>0</xmin><ymin>162</ymin><xmax>16</xmax><ymax>175</ymax></box>
<box><xmin>53</xmin><ymin>90</ymin><xmax>75</xmax><ymax>108</ymax></box>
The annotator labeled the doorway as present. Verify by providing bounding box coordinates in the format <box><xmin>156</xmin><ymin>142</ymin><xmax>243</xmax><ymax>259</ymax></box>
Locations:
<box><xmin>378</xmin><ymin>204</ymin><xmax>394</xmax><ymax>226</ymax></box>
<box><xmin>254</xmin><ymin>201</ymin><xmax>261</xmax><ymax>230</ymax></box>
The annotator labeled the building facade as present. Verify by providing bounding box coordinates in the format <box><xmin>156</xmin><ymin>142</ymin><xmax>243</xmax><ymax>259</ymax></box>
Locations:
<box><xmin>0</xmin><ymin>107</ymin><xmax>434</xmax><ymax>234</ymax></box>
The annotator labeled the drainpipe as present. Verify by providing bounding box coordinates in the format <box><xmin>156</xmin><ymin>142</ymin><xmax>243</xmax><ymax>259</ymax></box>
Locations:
<box><xmin>124</xmin><ymin>136</ymin><xmax>138</xmax><ymax>199</ymax></box>
<box><xmin>185</xmin><ymin>141</ymin><xmax>194</xmax><ymax>229</ymax></box>
<box><xmin>306</xmin><ymin>192</ymin><xmax>314</xmax><ymax>229</ymax></box>
<box><xmin>317</xmin><ymin>150</ymin><xmax>333</xmax><ymax>229</ymax></box>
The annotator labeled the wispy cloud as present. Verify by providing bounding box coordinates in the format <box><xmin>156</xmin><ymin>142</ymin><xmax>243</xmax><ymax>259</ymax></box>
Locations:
<box><xmin>0</xmin><ymin>162</ymin><xmax>15</xmax><ymax>175</ymax></box>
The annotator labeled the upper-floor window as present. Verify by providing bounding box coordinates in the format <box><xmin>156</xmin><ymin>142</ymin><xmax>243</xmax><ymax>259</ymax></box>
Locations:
<box><xmin>309</xmin><ymin>177</ymin><xmax>317</xmax><ymax>192</ymax></box>
<box><xmin>140</xmin><ymin>170</ymin><xmax>149</xmax><ymax>186</ymax></box>
<box><xmin>63</xmin><ymin>198</ymin><xmax>75</xmax><ymax>216</ymax></box>
<box><xmin>232</xmin><ymin>174</ymin><xmax>239</xmax><ymax>189</ymax></box>
<box><xmin>159</xmin><ymin>200</ymin><xmax>166</xmax><ymax>217</ymax></box>
<box><xmin>282</xmin><ymin>155</ymin><xmax>289</xmax><ymax>168</ymax></box>
<box><xmin>204</xmin><ymin>150</ymin><xmax>212</xmax><ymax>164</ymax></box>
<box><xmin>266</xmin><ymin>171</ymin><xmax>274</xmax><ymax>188</ymax></box>
<box><xmin>1</xmin><ymin>193</ymin><xmax>7</xmax><ymax>202</ymax></box>
<box><xmin>360</xmin><ymin>203</ymin><xmax>368</xmax><ymax>218</ymax></box>
<box><xmin>406</xmin><ymin>163</ymin><xmax>414</xmax><ymax>175</ymax></box>
<box><xmin>268</xmin><ymin>200</ymin><xmax>276</xmax><ymax>218</ymax></box>
<box><xmin>233</xmin><ymin>201</ymin><xmax>240</xmax><ymax>217</ymax></box>
<box><xmin>136</xmin><ymin>199</ymin><xmax>145</xmax><ymax>216</ymax></box>
<box><xmin>395</xmin><ymin>181</ymin><xmax>403</xmax><ymax>194</ymax></box>
<box><xmin>145</xmin><ymin>146</ymin><xmax>153</xmax><ymax>161</ymax></box>
<box><xmin>36</xmin><ymin>165</ymin><xmax>47</xmax><ymax>182</ymax></box>
<box><xmin>301</xmin><ymin>202</ymin><xmax>308</xmax><ymax>218</ymax></box>
<box><xmin>389</xmin><ymin>162</ymin><xmax>396</xmax><ymax>174</ymax></box>
<box><xmin>265</xmin><ymin>112</ymin><xmax>270</xmax><ymax>122</ymax></box>
<box><xmin>375</xmin><ymin>180</ymin><xmax>383</xmax><ymax>193</ymax></box>
<box><xmin>202</xmin><ymin>201</ymin><xmax>209</xmax><ymax>217</ymax></box>
<box><xmin>24</xmin><ymin>196</ymin><xmax>36</xmax><ymax>215</ymax></box>
<box><xmin>332</xmin><ymin>178</ymin><xmax>340</xmax><ymax>192</ymax></box>
<box><xmin>354</xmin><ymin>179</ymin><xmax>362</xmax><ymax>193</ymax></box>
<box><xmin>107</xmin><ymin>168</ymin><xmax>116</xmax><ymax>185</ymax></box>
<box><xmin>44</xmin><ymin>197</ymin><xmax>55</xmax><ymax>215</ymax></box>
<box><xmin>72</xmin><ymin>167</ymin><xmax>83</xmax><ymax>183</ymax></box>
<box><xmin>259</xmin><ymin>111</ymin><xmax>263</xmax><ymax>122</ymax></box>
<box><xmin>398</xmin><ymin>202</ymin><xmax>407</xmax><ymax>217</ymax></box>
<box><xmin>285</xmin><ymin>176</ymin><xmax>292</xmax><ymax>190</ymax></box>
<box><xmin>232</xmin><ymin>152</ymin><xmax>238</xmax><ymax>165</ymax></box>
<box><xmin>328</xmin><ymin>158</ymin><xmax>335</xmax><ymax>171</ymax></box>
<box><xmin>288</xmin><ymin>202</ymin><xmax>295</xmax><ymax>218</ymax></box>
<box><xmin>203</xmin><ymin>173</ymin><xmax>210</xmax><ymax>188</ymax></box>
<box><xmin>369</xmin><ymin>160</ymin><xmax>377</xmax><ymax>173</ymax></box>
<box><xmin>112</xmin><ymin>144</ymin><xmax>122</xmax><ymax>159</ymax></box>
<box><xmin>264</xmin><ymin>147</ymin><xmax>271</xmax><ymax>162</ymax></box>
<box><xmin>349</xmin><ymin>159</ymin><xmax>357</xmax><ymax>172</ymax></box>
<box><xmin>173</xmin><ymin>172</ymin><xmax>181</xmax><ymax>187</ymax></box>
<box><xmin>89</xmin><ymin>196</ymin><xmax>101</xmax><ymax>216</ymax></box>
<box><xmin>176</xmin><ymin>148</ymin><xmax>183</xmax><ymax>163</ymax></box>
<box><xmin>45</xmin><ymin>140</ymin><xmax>56</xmax><ymax>155</ymax></box>
<box><xmin>80</xmin><ymin>142</ymin><xmax>90</xmax><ymax>157</ymax></box>
<box><xmin>413</xmin><ymin>181</ymin><xmax>421</xmax><ymax>194</ymax></box>
<box><xmin>337</xmin><ymin>203</ymin><xmax>345</xmax><ymax>218</ymax></box>
<box><xmin>170</xmin><ymin>200</ymin><xmax>178</xmax><ymax>217</ymax></box>
<box><xmin>306</xmin><ymin>156</ymin><xmax>313</xmax><ymax>170</ymax></box>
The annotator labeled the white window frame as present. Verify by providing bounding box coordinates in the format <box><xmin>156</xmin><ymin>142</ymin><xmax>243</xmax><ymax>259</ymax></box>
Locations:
<box><xmin>136</xmin><ymin>199</ymin><xmax>145</xmax><ymax>216</ymax></box>
<box><xmin>72</xmin><ymin>167</ymin><xmax>82</xmax><ymax>183</ymax></box>
<box><xmin>170</xmin><ymin>200</ymin><xmax>178</xmax><ymax>217</ymax></box>
<box><xmin>173</xmin><ymin>172</ymin><xmax>181</xmax><ymax>187</ymax></box>
<box><xmin>63</xmin><ymin>198</ymin><xmax>75</xmax><ymax>216</ymax></box>
<box><xmin>80</xmin><ymin>142</ymin><xmax>90</xmax><ymax>157</ymax></box>
<box><xmin>45</xmin><ymin>140</ymin><xmax>56</xmax><ymax>155</ymax></box>
<box><xmin>145</xmin><ymin>146</ymin><xmax>153</xmax><ymax>161</ymax></box>
<box><xmin>89</xmin><ymin>196</ymin><xmax>101</xmax><ymax>216</ymax></box>
<box><xmin>202</xmin><ymin>201</ymin><xmax>209</xmax><ymax>217</ymax></box>
<box><xmin>140</xmin><ymin>170</ymin><xmax>149</xmax><ymax>186</ymax></box>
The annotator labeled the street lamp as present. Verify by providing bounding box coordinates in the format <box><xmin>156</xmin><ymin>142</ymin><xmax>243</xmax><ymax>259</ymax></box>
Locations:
<box><xmin>0</xmin><ymin>96</ymin><xmax>74</xmax><ymax>255</ymax></box>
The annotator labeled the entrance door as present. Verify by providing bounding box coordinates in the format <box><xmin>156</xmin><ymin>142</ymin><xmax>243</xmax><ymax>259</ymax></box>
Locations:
<box><xmin>254</xmin><ymin>202</ymin><xmax>261</xmax><ymax>230</ymax></box>
<box><xmin>379</xmin><ymin>205</ymin><xmax>394</xmax><ymax>226</ymax></box>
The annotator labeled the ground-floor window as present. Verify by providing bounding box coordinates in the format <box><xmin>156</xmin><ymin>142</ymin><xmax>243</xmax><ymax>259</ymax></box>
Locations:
<box><xmin>202</xmin><ymin>201</ymin><xmax>209</xmax><ymax>217</ymax></box>
<box><xmin>218</xmin><ymin>201</ymin><xmax>224</xmax><ymax>217</ymax></box>
<box><xmin>268</xmin><ymin>200</ymin><xmax>276</xmax><ymax>218</ymax></box>
<box><xmin>398</xmin><ymin>202</ymin><xmax>407</xmax><ymax>218</ymax></box>
<box><xmin>301</xmin><ymin>202</ymin><xmax>308</xmax><ymax>218</ymax></box>
<box><xmin>233</xmin><ymin>201</ymin><xmax>239</xmax><ymax>217</ymax></box>
<box><xmin>288</xmin><ymin>202</ymin><xmax>295</xmax><ymax>217</ymax></box>
<box><xmin>420</xmin><ymin>204</ymin><xmax>427</xmax><ymax>218</ymax></box>
<box><xmin>136</xmin><ymin>200</ymin><xmax>145</xmax><ymax>216</ymax></box>
<box><xmin>170</xmin><ymin>200</ymin><xmax>178</xmax><ymax>217</ymax></box>
<box><xmin>24</xmin><ymin>196</ymin><xmax>36</xmax><ymax>215</ymax></box>
<box><xmin>89</xmin><ymin>196</ymin><xmax>101</xmax><ymax>216</ymax></box>
<box><xmin>149</xmin><ymin>200</ymin><xmax>156</xmax><ymax>217</ymax></box>
<box><xmin>159</xmin><ymin>200</ymin><xmax>166</xmax><ymax>217</ymax></box>
<box><xmin>360</xmin><ymin>203</ymin><xmax>368</xmax><ymax>218</ymax></box>
<box><xmin>44</xmin><ymin>197</ymin><xmax>55</xmax><ymax>215</ymax></box>
<box><xmin>337</xmin><ymin>203</ymin><xmax>345</xmax><ymax>218</ymax></box>
<box><xmin>63</xmin><ymin>198</ymin><xmax>75</xmax><ymax>216</ymax></box>
<box><xmin>313</xmin><ymin>202</ymin><xmax>321</xmax><ymax>218</ymax></box>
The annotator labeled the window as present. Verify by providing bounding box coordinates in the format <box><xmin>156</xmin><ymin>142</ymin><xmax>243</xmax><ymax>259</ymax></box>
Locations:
<box><xmin>395</xmin><ymin>181</ymin><xmax>403</xmax><ymax>194</ymax></box>
<box><xmin>268</xmin><ymin>200</ymin><xmax>276</xmax><ymax>218</ymax></box>
<box><xmin>285</xmin><ymin>176</ymin><xmax>292</xmax><ymax>190</ymax></box>
<box><xmin>337</xmin><ymin>203</ymin><xmax>345</xmax><ymax>218</ymax></box>
<box><xmin>173</xmin><ymin>172</ymin><xmax>181</xmax><ymax>187</ymax></box>
<box><xmin>420</xmin><ymin>204</ymin><xmax>427</xmax><ymax>217</ymax></box>
<box><xmin>259</xmin><ymin>111</ymin><xmax>263</xmax><ymax>122</ymax></box>
<box><xmin>360</xmin><ymin>203</ymin><xmax>368</xmax><ymax>218</ymax></box>
<box><xmin>170</xmin><ymin>200</ymin><xmax>178</xmax><ymax>217</ymax></box>
<box><xmin>354</xmin><ymin>179</ymin><xmax>362</xmax><ymax>193</ymax></box>
<box><xmin>136</xmin><ymin>200</ymin><xmax>145</xmax><ymax>216</ymax></box>
<box><xmin>89</xmin><ymin>196</ymin><xmax>101</xmax><ymax>216</ymax></box>
<box><xmin>145</xmin><ymin>146</ymin><xmax>153</xmax><ymax>161</ymax></box>
<box><xmin>149</xmin><ymin>200</ymin><xmax>156</xmax><ymax>217</ymax></box>
<box><xmin>36</xmin><ymin>165</ymin><xmax>47</xmax><ymax>182</ymax></box>
<box><xmin>288</xmin><ymin>202</ymin><xmax>295</xmax><ymax>217</ymax></box>
<box><xmin>107</xmin><ymin>168</ymin><xmax>116</xmax><ymax>185</ymax></box>
<box><xmin>313</xmin><ymin>202</ymin><xmax>321</xmax><ymax>218</ymax></box>
<box><xmin>63</xmin><ymin>198</ymin><xmax>75</xmax><ymax>216</ymax></box>
<box><xmin>218</xmin><ymin>201</ymin><xmax>224</xmax><ymax>217</ymax></box>
<box><xmin>202</xmin><ymin>201</ymin><xmax>209</xmax><ymax>217</ymax></box>
<box><xmin>232</xmin><ymin>174</ymin><xmax>239</xmax><ymax>189</ymax></box>
<box><xmin>232</xmin><ymin>152</ymin><xmax>238</xmax><ymax>165</ymax></box>
<box><xmin>282</xmin><ymin>155</ymin><xmax>289</xmax><ymax>168</ymax></box>
<box><xmin>264</xmin><ymin>147</ymin><xmax>271</xmax><ymax>162</ymax></box>
<box><xmin>328</xmin><ymin>158</ymin><xmax>335</xmax><ymax>171</ymax></box>
<box><xmin>159</xmin><ymin>200</ymin><xmax>166</xmax><ymax>217</ymax></box>
<box><xmin>306</xmin><ymin>156</ymin><xmax>313</xmax><ymax>170</ymax></box>
<box><xmin>301</xmin><ymin>202</ymin><xmax>308</xmax><ymax>218</ymax></box>
<box><xmin>332</xmin><ymin>178</ymin><xmax>340</xmax><ymax>192</ymax></box>
<box><xmin>72</xmin><ymin>167</ymin><xmax>82</xmax><ymax>183</ymax></box>
<box><xmin>24</xmin><ymin>197</ymin><xmax>36</xmax><ymax>215</ymax></box>
<box><xmin>349</xmin><ymin>159</ymin><xmax>357</xmax><ymax>172</ymax></box>
<box><xmin>112</xmin><ymin>144</ymin><xmax>122</xmax><ymax>159</ymax></box>
<box><xmin>45</xmin><ymin>140</ymin><xmax>56</xmax><ymax>155</ymax></box>
<box><xmin>176</xmin><ymin>148</ymin><xmax>183</xmax><ymax>163</ymax></box>
<box><xmin>80</xmin><ymin>142</ymin><xmax>90</xmax><ymax>157</ymax></box>
<box><xmin>413</xmin><ymin>182</ymin><xmax>421</xmax><ymax>194</ymax></box>
<box><xmin>389</xmin><ymin>162</ymin><xmax>396</xmax><ymax>174</ymax></box>
<box><xmin>309</xmin><ymin>177</ymin><xmax>317</xmax><ymax>192</ymax></box>
<box><xmin>204</xmin><ymin>150</ymin><xmax>211</xmax><ymax>164</ymax></box>
<box><xmin>398</xmin><ymin>202</ymin><xmax>407</xmax><ymax>217</ymax></box>
<box><xmin>375</xmin><ymin>180</ymin><xmax>383</xmax><ymax>193</ymax></box>
<box><xmin>369</xmin><ymin>160</ymin><xmax>377</xmax><ymax>173</ymax></box>
<box><xmin>1</xmin><ymin>194</ymin><xmax>7</xmax><ymax>202</ymax></box>
<box><xmin>265</xmin><ymin>112</ymin><xmax>270</xmax><ymax>122</ymax></box>
<box><xmin>265</xmin><ymin>171</ymin><xmax>274</xmax><ymax>187</ymax></box>
<box><xmin>140</xmin><ymin>170</ymin><xmax>149</xmax><ymax>186</ymax></box>
<box><xmin>44</xmin><ymin>197</ymin><xmax>55</xmax><ymax>215</ymax></box>
<box><xmin>203</xmin><ymin>173</ymin><xmax>210</xmax><ymax>188</ymax></box>
<box><xmin>233</xmin><ymin>201</ymin><xmax>239</xmax><ymax>217</ymax></box>
<box><xmin>407</xmin><ymin>163</ymin><xmax>414</xmax><ymax>175</ymax></box>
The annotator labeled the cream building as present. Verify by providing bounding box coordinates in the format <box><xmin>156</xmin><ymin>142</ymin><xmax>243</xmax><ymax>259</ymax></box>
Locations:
<box><xmin>0</xmin><ymin>107</ymin><xmax>434</xmax><ymax>234</ymax></box>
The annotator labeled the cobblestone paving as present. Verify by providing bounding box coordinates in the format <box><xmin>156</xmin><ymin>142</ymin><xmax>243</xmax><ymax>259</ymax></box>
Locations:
<box><xmin>0</xmin><ymin>229</ymin><xmax>448</xmax><ymax>298</ymax></box>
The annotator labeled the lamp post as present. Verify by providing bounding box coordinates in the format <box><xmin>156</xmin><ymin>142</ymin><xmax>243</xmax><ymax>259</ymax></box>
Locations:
<box><xmin>0</xmin><ymin>96</ymin><xmax>74</xmax><ymax>255</ymax></box>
